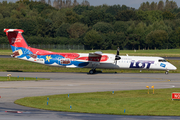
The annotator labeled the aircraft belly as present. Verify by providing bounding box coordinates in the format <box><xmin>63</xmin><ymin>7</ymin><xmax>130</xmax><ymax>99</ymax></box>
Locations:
<box><xmin>97</xmin><ymin>63</ymin><xmax>119</xmax><ymax>69</ymax></box>
<box><xmin>84</xmin><ymin>63</ymin><xmax>119</xmax><ymax>69</ymax></box>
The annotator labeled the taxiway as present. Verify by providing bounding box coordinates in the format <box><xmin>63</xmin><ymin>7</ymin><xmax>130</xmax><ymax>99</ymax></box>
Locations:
<box><xmin>0</xmin><ymin>72</ymin><xmax>180</xmax><ymax>120</ymax></box>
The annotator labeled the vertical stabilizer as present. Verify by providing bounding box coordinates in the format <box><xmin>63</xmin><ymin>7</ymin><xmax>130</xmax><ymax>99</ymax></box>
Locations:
<box><xmin>4</xmin><ymin>29</ymin><xmax>28</xmax><ymax>49</ymax></box>
<box><xmin>4</xmin><ymin>29</ymin><xmax>31</xmax><ymax>57</ymax></box>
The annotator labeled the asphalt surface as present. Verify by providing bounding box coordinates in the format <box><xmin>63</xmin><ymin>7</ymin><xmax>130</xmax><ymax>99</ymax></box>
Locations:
<box><xmin>0</xmin><ymin>72</ymin><xmax>180</xmax><ymax>120</ymax></box>
<box><xmin>0</xmin><ymin>55</ymin><xmax>12</xmax><ymax>58</ymax></box>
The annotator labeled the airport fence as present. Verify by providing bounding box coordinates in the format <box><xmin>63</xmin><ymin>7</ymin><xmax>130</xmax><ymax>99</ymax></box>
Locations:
<box><xmin>0</xmin><ymin>44</ymin><xmax>84</xmax><ymax>50</ymax></box>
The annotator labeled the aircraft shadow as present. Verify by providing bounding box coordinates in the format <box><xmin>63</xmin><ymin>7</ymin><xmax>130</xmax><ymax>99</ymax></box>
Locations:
<box><xmin>7</xmin><ymin>70</ymin><xmax>23</xmax><ymax>72</ymax></box>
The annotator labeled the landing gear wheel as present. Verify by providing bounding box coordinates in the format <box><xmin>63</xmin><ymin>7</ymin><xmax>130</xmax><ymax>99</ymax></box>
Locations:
<box><xmin>165</xmin><ymin>71</ymin><xmax>169</xmax><ymax>75</ymax></box>
<box><xmin>89</xmin><ymin>69</ymin><xmax>96</xmax><ymax>74</ymax></box>
<box><xmin>89</xmin><ymin>70</ymin><xmax>94</xmax><ymax>74</ymax></box>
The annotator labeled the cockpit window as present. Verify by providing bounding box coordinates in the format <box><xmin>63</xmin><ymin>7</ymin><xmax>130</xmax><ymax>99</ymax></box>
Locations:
<box><xmin>158</xmin><ymin>59</ymin><xmax>167</xmax><ymax>62</ymax></box>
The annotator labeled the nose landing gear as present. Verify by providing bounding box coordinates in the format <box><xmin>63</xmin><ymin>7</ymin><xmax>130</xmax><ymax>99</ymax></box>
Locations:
<box><xmin>165</xmin><ymin>70</ymin><xmax>169</xmax><ymax>75</ymax></box>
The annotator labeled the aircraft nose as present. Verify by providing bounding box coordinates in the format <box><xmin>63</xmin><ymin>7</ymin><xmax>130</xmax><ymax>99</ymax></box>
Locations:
<box><xmin>173</xmin><ymin>66</ymin><xmax>177</xmax><ymax>70</ymax></box>
<box><xmin>169</xmin><ymin>64</ymin><xmax>177</xmax><ymax>70</ymax></box>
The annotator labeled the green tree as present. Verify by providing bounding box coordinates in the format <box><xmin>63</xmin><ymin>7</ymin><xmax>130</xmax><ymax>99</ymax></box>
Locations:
<box><xmin>114</xmin><ymin>32</ymin><xmax>127</xmax><ymax>50</ymax></box>
<box><xmin>81</xmin><ymin>10</ymin><xmax>105</xmax><ymax>26</ymax></box>
<box><xmin>150</xmin><ymin>1</ymin><xmax>157</xmax><ymax>10</ymax></box>
<box><xmin>92</xmin><ymin>22</ymin><xmax>114</xmax><ymax>34</ymax></box>
<box><xmin>0</xmin><ymin>13</ymin><xmax>3</xmax><ymax>19</ymax></box>
<box><xmin>127</xmin><ymin>22</ymin><xmax>135</xmax><ymax>34</ymax></box>
<box><xmin>29</xmin><ymin>1</ymin><xmax>54</xmax><ymax>13</ymax></box>
<box><xmin>146</xmin><ymin>31</ymin><xmax>154</xmax><ymax>49</ymax></box>
<box><xmin>0</xmin><ymin>18</ymin><xmax>10</xmax><ymax>37</ymax></box>
<box><xmin>116</xmin><ymin>10</ymin><xmax>137</xmax><ymax>21</ymax></box>
<box><xmin>151</xmin><ymin>21</ymin><xmax>172</xmax><ymax>34</ymax></box>
<box><xmin>83</xmin><ymin>29</ymin><xmax>103</xmax><ymax>50</ymax></box>
<box><xmin>17</xmin><ymin>18</ymin><xmax>38</xmax><ymax>36</ymax></box>
<box><xmin>176</xmin><ymin>12</ymin><xmax>180</xmax><ymax>19</ymax></box>
<box><xmin>0</xmin><ymin>37</ymin><xmax>9</xmax><ymax>44</ymax></box>
<box><xmin>137</xmin><ymin>10</ymin><xmax>163</xmax><ymax>24</ymax></box>
<box><xmin>11</xmin><ymin>9</ymin><xmax>23</xmax><ymax>19</ymax></box>
<box><xmin>105</xmin><ymin>5</ymin><xmax>122</xmax><ymax>15</ymax></box>
<box><xmin>113</xmin><ymin>21</ymin><xmax>128</xmax><ymax>33</ymax></box>
<box><xmin>171</xmin><ymin>27</ymin><xmax>180</xmax><ymax>48</ymax></box>
<box><xmin>67</xmin><ymin>22</ymin><xmax>88</xmax><ymax>38</ymax></box>
<box><xmin>73</xmin><ymin>5</ymin><xmax>93</xmax><ymax>15</ymax></box>
<box><xmin>104</xmin><ymin>13</ymin><xmax>115</xmax><ymax>23</ymax></box>
<box><xmin>139</xmin><ymin>1</ymin><xmax>150</xmax><ymax>11</ymax></box>
<box><xmin>162</xmin><ymin>11</ymin><xmax>176</xmax><ymax>20</ymax></box>
<box><xmin>127</xmin><ymin>34</ymin><xmax>141</xmax><ymax>50</ymax></box>
<box><xmin>146</xmin><ymin>30</ymin><xmax>168</xmax><ymax>49</ymax></box>
<box><xmin>56</xmin><ymin>23</ymin><xmax>70</xmax><ymax>37</ymax></box>
<box><xmin>36</xmin><ymin>17</ymin><xmax>53</xmax><ymax>37</ymax></box>
<box><xmin>26</xmin><ymin>36</ymin><xmax>44</xmax><ymax>44</ymax></box>
<box><xmin>65</xmin><ymin>10</ymin><xmax>80</xmax><ymax>24</ymax></box>
<box><xmin>136</xmin><ymin>10</ymin><xmax>148</xmax><ymax>21</ymax></box>
<box><xmin>157</xmin><ymin>0</ymin><xmax>164</xmax><ymax>10</ymax></box>
<box><xmin>134</xmin><ymin>22</ymin><xmax>147</xmax><ymax>50</ymax></box>
<box><xmin>48</xmin><ymin>10</ymin><xmax>66</xmax><ymax>30</ymax></box>
<box><xmin>165</xmin><ymin>0</ymin><xmax>178</xmax><ymax>10</ymax></box>
<box><xmin>1</xmin><ymin>10</ymin><xmax>11</xmax><ymax>18</ymax></box>
<box><xmin>26</xmin><ymin>9</ymin><xmax>38</xmax><ymax>18</ymax></box>
<box><xmin>168</xmin><ymin>30</ymin><xmax>179</xmax><ymax>48</ymax></box>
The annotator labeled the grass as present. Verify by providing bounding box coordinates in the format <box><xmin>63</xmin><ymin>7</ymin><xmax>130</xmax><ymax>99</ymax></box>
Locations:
<box><xmin>15</xmin><ymin>88</ymin><xmax>180</xmax><ymax>116</ymax></box>
<box><xmin>0</xmin><ymin>58</ymin><xmax>179</xmax><ymax>73</ymax></box>
<box><xmin>1</xmin><ymin>49</ymin><xmax>180</xmax><ymax>57</ymax></box>
<box><xmin>0</xmin><ymin>50</ymin><xmax>12</xmax><ymax>55</ymax></box>
<box><xmin>0</xmin><ymin>76</ymin><xmax>49</xmax><ymax>81</ymax></box>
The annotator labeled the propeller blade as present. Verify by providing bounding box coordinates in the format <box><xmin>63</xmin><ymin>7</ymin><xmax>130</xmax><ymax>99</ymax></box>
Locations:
<box><xmin>117</xmin><ymin>47</ymin><xmax>119</xmax><ymax>55</ymax></box>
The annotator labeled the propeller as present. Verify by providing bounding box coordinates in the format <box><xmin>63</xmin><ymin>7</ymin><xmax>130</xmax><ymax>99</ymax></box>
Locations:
<box><xmin>115</xmin><ymin>47</ymin><xmax>121</xmax><ymax>64</ymax></box>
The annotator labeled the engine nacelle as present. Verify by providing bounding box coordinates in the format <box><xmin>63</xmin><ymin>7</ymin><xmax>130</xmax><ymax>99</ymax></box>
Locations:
<box><xmin>115</xmin><ymin>55</ymin><xmax>121</xmax><ymax>60</ymax></box>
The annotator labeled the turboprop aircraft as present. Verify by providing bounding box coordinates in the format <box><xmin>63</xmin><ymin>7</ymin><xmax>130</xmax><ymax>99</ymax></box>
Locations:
<box><xmin>4</xmin><ymin>29</ymin><xmax>177</xmax><ymax>74</ymax></box>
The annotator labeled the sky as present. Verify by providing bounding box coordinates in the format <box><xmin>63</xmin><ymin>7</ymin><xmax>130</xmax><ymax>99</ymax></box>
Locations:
<box><xmin>1</xmin><ymin>0</ymin><xmax>180</xmax><ymax>9</ymax></box>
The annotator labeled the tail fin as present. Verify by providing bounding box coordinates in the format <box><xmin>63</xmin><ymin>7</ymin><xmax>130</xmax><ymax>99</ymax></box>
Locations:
<box><xmin>4</xmin><ymin>29</ymin><xmax>28</xmax><ymax>50</ymax></box>
<box><xmin>4</xmin><ymin>29</ymin><xmax>31</xmax><ymax>57</ymax></box>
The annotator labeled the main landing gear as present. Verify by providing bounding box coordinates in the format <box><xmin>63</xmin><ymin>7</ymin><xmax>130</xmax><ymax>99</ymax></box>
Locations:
<box><xmin>88</xmin><ymin>62</ymin><xmax>99</xmax><ymax>74</ymax></box>
<box><xmin>89</xmin><ymin>69</ymin><xmax>96</xmax><ymax>74</ymax></box>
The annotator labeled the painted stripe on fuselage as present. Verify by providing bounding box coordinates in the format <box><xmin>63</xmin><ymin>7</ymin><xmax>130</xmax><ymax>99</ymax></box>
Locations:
<box><xmin>11</xmin><ymin>46</ymin><xmax>89</xmax><ymax>68</ymax></box>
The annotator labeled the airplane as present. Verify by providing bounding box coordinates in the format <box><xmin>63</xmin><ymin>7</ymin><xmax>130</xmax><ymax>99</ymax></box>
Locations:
<box><xmin>4</xmin><ymin>29</ymin><xmax>177</xmax><ymax>74</ymax></box>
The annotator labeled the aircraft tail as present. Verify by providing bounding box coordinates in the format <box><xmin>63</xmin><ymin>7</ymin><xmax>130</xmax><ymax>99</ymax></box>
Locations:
<box><xmin>4</xmin><ymin>29</ymin><xmax>32</xmax><ymax>57</ymax></box>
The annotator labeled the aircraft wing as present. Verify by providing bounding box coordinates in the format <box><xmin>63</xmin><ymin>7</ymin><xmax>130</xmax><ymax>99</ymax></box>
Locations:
<box><xmin>89</xmin><ymin>51</ymin><xmax>102</xmax><ymax>56</ymax></box>
<box><xmin>75</xmin><ymin>51</ymin><xmax>109</xmax><ymax>63</ymax></box>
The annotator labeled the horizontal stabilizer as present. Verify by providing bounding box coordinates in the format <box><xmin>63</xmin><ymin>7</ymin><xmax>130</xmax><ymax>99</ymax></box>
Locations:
<box><xmin>4</xmin><ymin>29</ymin><xmax>24</xmax><ymax>33</ymax></box>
